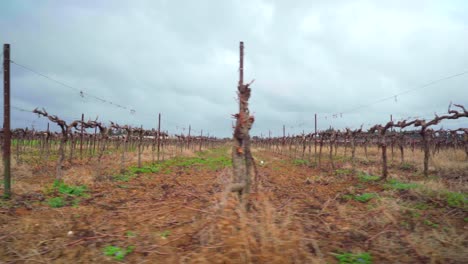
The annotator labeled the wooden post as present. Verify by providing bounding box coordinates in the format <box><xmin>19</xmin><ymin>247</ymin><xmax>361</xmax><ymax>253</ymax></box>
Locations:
<box><xmin>80</xmin><ymin>113</ymin><xmax>84</xmax><ymax>159</ymax></box>
<box><xmin>199</xmin><ymin>129</ymin><xmax>203</xmax><ymax>152</ymax></box>
<box><xmin>187</xmin><ymin>125</ymin><xmax>191</xmax><ymax>150</ymax></box>
<box><xmin>157</xmin><ymin>113</ymin><xmax>161</xmax><ymax>161</ymax></box>
<box><xmin>268</xmin><ymin>130</ymin><xmax>271</xmax><ymax>150</ymax></box>
<box><xmin>282</xmin><ymin>125</ymin><xmax>285</xmax><ymax>154</ymax></box>
<box><xmin>231</xmin><ymin>41</ymin><xmax>256</xmax><ymax>204</ymax></box>
<box><xmin>138</xmin><ymin>125</ymin><xmax>143</xmax><ymax>168</ymax></box>
<box><xmin>3</xmin><ymin>44</ymin><xmax>11</xmax><ymax>198</ymax></box>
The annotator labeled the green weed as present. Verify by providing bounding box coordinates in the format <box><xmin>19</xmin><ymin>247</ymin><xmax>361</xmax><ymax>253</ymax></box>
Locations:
<box><xmin>358</xmin><ymin>172</ymin><xmax>380</xmax><ymax>182</ymax></box>
<box><xmin>47</xmin><ymin>197</ymin><xmax>65</xmax><ymax>208</ymax></box>
<box><xmin>160</xmin><ymin>230</ymin><xmax>171</xmax><ymax>239</ymax></box>
<box><xmin>103</xmin><ymin>245</ymin><xmax>135</xmax><ymax>261</ymax></box>
<box><xmin>113</xmin><ymin>172</ymin><xmax>137</xmax><ymax>182</ymax></box>
<box><xmin>354</xmin><ymin>193</ymin><xmax>377</xmax><ymax>203</ymax></box>
<box><xmin>423</xmin><ymin>219</ymin><xmax>439</xmax><ymax>228</ymax></box>
<box><xmin>293</xmin><ymin>159</ymin><xmax>308</xmax><ymax>166</ymax></box>
<box><xmin>125</xmin><ymin>152</ymin><xmax>232</xmax><ymax>176</ymax></box>
<box><xmin>45</xmin><ymin>180</ymin><xmax>88</xmax><ymax>208</ymax></box>
<box><xmin>335</xmin><ymin>168</ymin><xmax>354</xmax><ymax>176</ymax></box>
<box><xmin>399</xmin><ymin>162</ymin><xmax>416</xmax><ymax>171</ymax></box>
<box><xmin>412</xmin><ymin>202</ymin><xmax>430</xmax><ymax>210</ymax></box>
<box><xmin>444</xmin><ymin>192</ymin><xmax>467</xmax><ymax>208</ymax></box>
<box><xmin>129</xmin><ymin>166</ymin><xmax>159</xmax><ymax>174</ymax></box>
<box><xmin>335</xmin><ymin>252</ymin><xmax>372</xmax><ymax>264</ymax></box>
<box><xmin>385</xmin><ymin>179</ymin><xmax>419</xmax><ymax>190</ymax></box>
<box><xmin>342</xmin><ymin>193</ymin><xmax>377</xmax><ymax>203</ymax></box>
<box><xmin>52</xmin><ymin>180</ymin><xmax>88</xmax><ymax>197</ymax></box>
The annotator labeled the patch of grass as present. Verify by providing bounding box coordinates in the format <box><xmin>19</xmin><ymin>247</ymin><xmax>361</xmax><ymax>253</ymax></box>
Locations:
<box><xmin>293</xmin><ymin>159</ymin><xmax>308</xmax><ymax>166</ymax></box>
<box><xmin>385</xmin><ymin>179</ymin><xmax>419</xmax><ymax>190</ymax></box>
<box><xmin>126</xmin><ymin>151</ymin><xmax>232</xmax><ymax>176</ymax></box>
<box><xmin>113</xmin><ymin>172</ymin><xmax>137</xmax><ymax>182</ymax></box>
<box><xmin>444</xmin><ymin>192</ymin><xmax>467</xmax><ymax>209</ymax></box>
<box><xmin>45</xmin><ymin>180</ymin><xmax>89</xmax><ymax>208</ymax></box>
<box><xmin>399</xmin><ymin>162</ymin><xmax>416</xmax><ymax>171</ymax></box>
<box><xmin>354</xmin><ymin>193</ymin><xmax>378</xmax><ymax>203</ymax></box>
<box><xmin>342</xmin><ymin>193</ymin><xmax>377</xmax><ymax>203</ymax></box>
<box><xmin>355</xmin><ymin>183</ymin><xmax>365</xmax><ymax>189</ymax></box>
<box><xmin>413</xmin><ymin>202</ymin><xmax>430</xmax><ymax>210</ymax></box>
<box><xmin>52</xmin><ymin>180</ymin><xmax>88</xmax><ymax>197</ymax></box>
<box><xmin>335</xmin><ymin>252</ymin><xmax>372</xmax><ymax>264</ymax></box>
<box><xmin>358</xmin><ymin>172</ymin><xmax>380</xmax><ymax>182</ymax></box>
<box><xmin>335</xmin><ymin>168</ymin><xmax>353</xmax><ymax>176</ymax></box>
<box><xmin>410</xmin><ymin>211</ymin><xmax>421</xmax><ymax>218</ymax></box>
<box><xmin>129</xmin><ymin>166</ymin><xmax>160</xmax><ymax>174</ymax></box>
<box><xmin>47</xmin><ymin>197</ymin><xmax>65</xmax><ymax>208</ymax></box>
<box><xmin>103</xmin><ymin>245</ymin><xmax>135</xmax><ymax>261</ymax></box>
<box><xmin>160</xmin><ymin>230</ymin><xmax>171</xmax><ymax>239</ymax></box>
<box><xmin>423</xmin><ymin>219</ymin><xmax>439</xmax><ymax>228</ymax></box>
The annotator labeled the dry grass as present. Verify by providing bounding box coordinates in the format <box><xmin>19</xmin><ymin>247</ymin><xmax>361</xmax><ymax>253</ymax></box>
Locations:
<box><xmin>0</xmin><ymin>145</ymin><xmax>466</xmax><ymax>263</ymax></box>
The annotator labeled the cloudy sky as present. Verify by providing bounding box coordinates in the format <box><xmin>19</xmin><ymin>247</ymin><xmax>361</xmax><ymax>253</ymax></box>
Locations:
<box><xmin>1</xmin><ymin>0</ymin><xmax>467</xmax><ymax>137</ymax></box>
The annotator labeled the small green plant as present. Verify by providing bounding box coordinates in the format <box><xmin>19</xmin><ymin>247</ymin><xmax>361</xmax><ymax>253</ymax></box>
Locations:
<box><xmin>52</xmin><ymin>180</ymin><xmax>88</xmax><ymax>197</ymax></box>
<box><xmin>45</xmin><ymin>180</ymin><xmax>88</xmax><ymax>208</ymax></box>
<box><xmin>358</xmin><ymin>172</ymin><xmax>380</xmax><ymax>182</ymax></box>
<box><xmin>385</xmin><ymin>179</ymin><xmax>418</xmax><ymax>190</ymax></box>
<box><xmin>47</xmin><ymin>197</ymin><xmax>65</xmax><ymax>208</ymax></box>
<box><xmin>412</xmin><ymin>202</ymin><xmax>430</xmax><ymax>210</ymax></box>
<box><xmin>423</xmin><ymin>219</ymin><xmax>439</xmax><ymax>228</ymax></box>
<box><xmin>103</xmin><ymin>245</ymin><xmax>135</xmax><ymax>261</ymax></box>
<box><xmin>355</xmin><ymin>183</ymin><xmax>365</xmax><ymax>189</ymax></box>
<box><xmin>410</xmin><ymin>211</ymin><xmax>421</xmax><ymax>218</ymax></box>
<box><xmin>293</xmin><ymin>159</ymin><xmax>308</xmax><ymax>166</ymax></box>
<box><xmin>335</xmin><ymin>252</ymin><xmax>372</xmax><ymax>264</ymax></box>
<box><xmin>354</xmin><ymin>193</ymin><xmax>377</xmax><ymax>203</ymax></box>
<box><xmin>129</xmin><ymin>166</ymin><xmax>159</xmax><ymax>174</ymax></box>
<box><xmin>444</xmin><ymin>192</ymin><xmax>467</xmax><ymax>208</ymax></box>
<box><xmin>113</xmin><ymin>172</ymin><xmax>137</xmax><ymax>182</ymax></box>
<box><xmin>399</xmin><ymin>162</ymin><xmax>416</xmax><ymax>171</ymax></box>
<box><xmin>160</xmin><ymin>230</ymin><xmax>171</xmax><ymax>239</ymax></box>
<box><xmin>335</xmin><ymin>168</ymin><xmax>353</xmax><ymax>176</ymax></box>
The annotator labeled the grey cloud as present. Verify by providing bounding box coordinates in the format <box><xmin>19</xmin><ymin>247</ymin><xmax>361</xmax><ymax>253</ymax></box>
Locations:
<box><xmin>1</xmin><ymin>0</ymin><xmax>467</xmax><ymax>136</ymax></box>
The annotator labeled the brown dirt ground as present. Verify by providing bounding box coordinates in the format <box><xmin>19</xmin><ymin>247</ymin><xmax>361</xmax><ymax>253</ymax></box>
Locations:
<box><xmin>0</xmin><ymin>146</ymin><xmax>467</xmax><ymax>263</ymax></box>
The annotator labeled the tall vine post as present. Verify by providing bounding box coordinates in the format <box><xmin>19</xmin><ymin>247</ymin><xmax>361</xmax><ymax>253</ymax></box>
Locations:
<box><xmin>231</xmin><ymin>41</ymin><xmax>256</xmax><ymax>206</ymax></box>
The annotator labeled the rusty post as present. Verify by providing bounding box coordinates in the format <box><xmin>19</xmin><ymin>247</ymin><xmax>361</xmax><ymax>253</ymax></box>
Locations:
<box><xmin>157</xmin><ymin>113</ymin><xmax>161</xmax><ymax>161</ymax></box>
<box><xmin>3</xmin><ymin>44</ymin><xmax>11</xmax><ymax>198</ymax></box>
<box><xmin>80</xmin><ymin>113</ymin><xmax>84</xmax><ymax>159</ymax></box>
